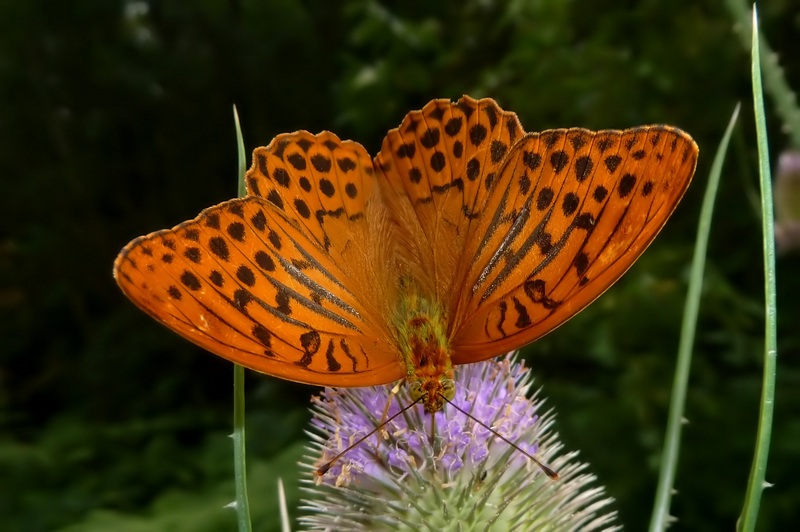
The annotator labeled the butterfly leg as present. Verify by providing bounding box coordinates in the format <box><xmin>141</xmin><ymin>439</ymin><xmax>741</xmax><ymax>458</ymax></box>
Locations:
<box><xmin>376</xmin><ymin>381</ymin><xmax>403</xmax><ymax>443</ymax></box>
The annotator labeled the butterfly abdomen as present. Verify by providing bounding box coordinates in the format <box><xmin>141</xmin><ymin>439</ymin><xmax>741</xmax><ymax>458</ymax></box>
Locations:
<box><xmin>394</xmin><ymin>279</ymin><xmax>455</xmax><ymax>413</ymax></box>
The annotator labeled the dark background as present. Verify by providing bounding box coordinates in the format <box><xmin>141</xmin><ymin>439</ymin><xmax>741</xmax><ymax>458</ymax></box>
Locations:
<box><xmin>3</xmin><ymin>0</ymin><xmax>799</xmax><ymax>530</ymax></box>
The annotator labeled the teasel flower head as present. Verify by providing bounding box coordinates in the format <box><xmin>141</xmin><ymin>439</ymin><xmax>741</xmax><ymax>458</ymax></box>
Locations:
<box><xmin>299</xmin><ymin>354</ymin><xmax>620</xmax><ymax>531</ymax></box>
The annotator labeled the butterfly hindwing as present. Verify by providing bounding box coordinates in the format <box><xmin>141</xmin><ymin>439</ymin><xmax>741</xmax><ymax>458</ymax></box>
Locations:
<box><xmin>246</xmin><ymin>131</ymin><xmax>380</xmax><ymax>268</ymax></box>
<box><xmin>375</xmin><ymin>96</ymin><xmax>526</xmax><ymax>306</ymax></box>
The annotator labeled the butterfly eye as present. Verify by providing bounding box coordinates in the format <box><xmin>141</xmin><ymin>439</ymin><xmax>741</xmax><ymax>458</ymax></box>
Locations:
<box><xmin>441</xmin><ymin>378</ymin><xmax>456</xmax><ymax>401</ymax></box>
<box><xmin>409</xmin><ymin>381</ymin><xmax>424</xmax><ymax>401</ymax></box>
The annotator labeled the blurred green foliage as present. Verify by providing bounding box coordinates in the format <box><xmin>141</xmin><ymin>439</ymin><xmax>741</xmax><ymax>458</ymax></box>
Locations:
<box><xmin>2</xmin><ymin>0</ymin><xmax>799</xmax><ymax>530</ymax></box>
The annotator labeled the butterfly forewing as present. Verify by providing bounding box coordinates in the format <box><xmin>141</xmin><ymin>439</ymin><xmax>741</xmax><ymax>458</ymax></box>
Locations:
<box><xmin>115</xmin><ymin>193</ymin><xmax>403</xmax><ymax>387</ymax></box>
<box><xmin>451</xmin><ymin>126</ymin><xmax>698</xmax><ymax>362</ymax></box>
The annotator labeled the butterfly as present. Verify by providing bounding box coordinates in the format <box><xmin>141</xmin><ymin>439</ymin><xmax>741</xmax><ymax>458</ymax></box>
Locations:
<box><xmin>114</xmin><ymin>96</ymin><xmax>698</xmax><ymax>414</ymax></box>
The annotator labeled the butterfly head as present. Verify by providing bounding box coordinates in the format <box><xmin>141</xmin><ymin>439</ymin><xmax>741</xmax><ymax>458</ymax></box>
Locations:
<box><xmin>409</xmin><ymin>376</ymin><xmax>455</xmax><ymax>413</ymax></box>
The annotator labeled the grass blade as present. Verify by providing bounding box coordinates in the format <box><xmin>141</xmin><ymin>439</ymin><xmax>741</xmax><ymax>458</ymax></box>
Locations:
<box><xmin>232</xmin><ymin>104</ymin><xmax>253</xmax><ymax>532</ymax></box>
<box><xmin>649</xmin><ymin>103</ymin><xmax>740</xmax><ymax>531</ymax></box>
<box><xmin>737</xmin><ymin>6</ymin><xmax>778</xmax><ymax>531</ymax></box>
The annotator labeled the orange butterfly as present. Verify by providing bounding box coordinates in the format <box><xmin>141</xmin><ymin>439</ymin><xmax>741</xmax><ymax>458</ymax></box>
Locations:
<box><xmin>114</xmin><ymin>96</ymin><xmax>698</xmax><ymax>414</ymax></box>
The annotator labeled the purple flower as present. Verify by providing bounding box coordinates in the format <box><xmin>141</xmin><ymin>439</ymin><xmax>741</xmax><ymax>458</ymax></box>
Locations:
<box><xmin>300</xmin><ymin>354</ymin><xmax>619</xmax><ymax>530</ymax></box>
<box><xmin>775</xmin><ymin>150</ymin><xmax>800</xmax><ymax>253</ymax></box>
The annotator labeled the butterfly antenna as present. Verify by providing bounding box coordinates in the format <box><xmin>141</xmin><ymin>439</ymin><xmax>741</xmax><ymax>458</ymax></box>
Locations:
<box><xmin>316</xmin><ymin>394</ymin><xmax>423</xmax><ymax>476</ymax></box>
<box><xmin>441</xmin><ymin>395</ymin><xmax>559</xmax><ymax>480</ymax></box>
